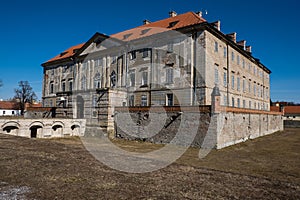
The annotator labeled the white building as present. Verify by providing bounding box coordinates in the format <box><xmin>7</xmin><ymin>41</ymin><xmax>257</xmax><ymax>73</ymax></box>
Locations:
<box><xmin>0</xmin><ymin>101</ymin><xmax>21</xmax><ymax>116</ymax></box>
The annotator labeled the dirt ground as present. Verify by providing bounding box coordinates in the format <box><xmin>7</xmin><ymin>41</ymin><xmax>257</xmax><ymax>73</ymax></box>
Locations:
<box><xmin>0</xmin><ymin>128</ymin><xmax>299</xmax><ymax>199</ymax></box>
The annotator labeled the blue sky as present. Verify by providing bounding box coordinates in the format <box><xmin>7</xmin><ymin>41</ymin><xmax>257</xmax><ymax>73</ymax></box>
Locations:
<box><xmin>0</xmin><ymin>0</ymin><xmax>299</xmax><ymax>103</ymax></box>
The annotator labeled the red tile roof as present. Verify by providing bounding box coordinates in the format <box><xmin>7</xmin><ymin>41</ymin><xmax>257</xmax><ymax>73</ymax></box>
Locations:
<box><xmin>0</xmin><ymin>101</ymin><xmax>20</xmax><ymax>110</ymax></box>
<box><xmin>270</xmin><ymin>106</ymin><xmax>281</xmax><ymax>112</ymax></box>
<box><xmin>45</xmin><ymin>12</ymin><xmax>206</xmax><ymax>64</ymax></box>
<box><xmin>111</xmin><ymin>12</ymin><xmax>206</xmax><ymax>41</ymax></box>
<box><xmin>284</xmin><ymin>106</ymin><xmax>300</xmax><ymax>115</ymax></box>
<box><xmin>46</xmin><ymin>43</ymin><xmax>85</xmax><ymax>63</ymax></box>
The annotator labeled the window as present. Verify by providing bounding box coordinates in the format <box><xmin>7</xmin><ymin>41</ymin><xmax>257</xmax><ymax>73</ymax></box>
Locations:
<box><xmin>214</xmin><ymin>41</ymin><xmax>218</xmax><ymax>52</ymax></box>
<box><xmin>94</xmin><ymin>72</ymin><xmax>101</xmax><ymax>89</ymax></box>
<box><xmin>231</xmin><ymin>74</ymin><xmax>235</xmax><ymax>89</ymax></box>
<box><xmin>237</xmin><ymin>98</ymin><xmax>240</xmax><ymax>108</ymax></box>
<box><xmin>223</xmin><ymin>95</ymin><xmax>227</xmax><ymax>106</ymax></box>
<box><xmin>110</xmin><ymin>70</ymin><xmax>116</xmax><ymax>87</ymax></box>
<box><xmin>223</xmin><ymin>71</ymin><xmax>227</xmax><ymax>87</ymax></box>
<box><xmin>243</xmin><ymin>100</ymin><xmax>246</xmax><ymax>108</ymax></box>
<box><xmin>62</xmin><ymin>81</ymin><xmax>66</xmax><ymax>92</ymax></box>
<box><xmin>95</xmin><ymin>58</ymin><xmax>103</xmax><ymax>67</ymax></box>
<box><xmin>214</xmin><ymin>67</ymin><xmax>219</xmax><ymax>84</ymax></box>
<box><xmin>243</xmin><ymin>79</ymin><xmax>246</xmax><ymax>92</ymax></box>
<box><xmin>130</xmin><ymin>51</ymin><xmax>136</xmax><ymax>60</ymax></box>
<box><xmin>141</xmin><ymin>95</ymin><xmax>147</xmax><ymax>106</ymax></box>
<box><xmin>232</xmin><ymin>97</ymin><xmax>235</xmax><ymax>107</ymax></box>
<box><xmin>129</xmin><ymin>71</ymin><xmax>135</xmax><ymax>87</ymax></box>
<box><xmin>166</xmin><ymin>68</ymin><xmax>174</xmax><ymax>84</ymax></box>
<box><xmin>3</xmin><ymin>111</ymin><xmax>5</xmax><ymax>115</ymax></box>
<box><xmin>223</xmin><ymin>47</ymin><xmax>227</xmax><ymax>58</ymax></box>
<box><xmin>249</xmin><ymin>101</ymin><xmax>252</xmax><ymax>109</ymax></box>
<box><xmin>12</xmin><ymin>111</ymin><xmax>15</xmax><ymax>115</ymax></box>
<box><xmin>69</xmin><ymin>80</ymin><xmax>73</xmax><ymax>91</ymax></box>
<box><xmin>142</xmin><ymin>49</ymin><xmax>149</xmax><ymax>58</ymax></box>
<box><xmin>248</xmin><ymin>81</ymin><xmax>251</xmax><ymax>94</ymax></box>
<box><xmin>253</xmin><ymin>84</ymin><xmax>256</xmax><ymax>96</ymax></box>
<box><xmin>237</xmin><ymin>77</ymin><xmax>240</xmax><ymax>91</ymax></box>
<box><xmin>242</xmin><ymin>59</ymin><xmax>245</xmax><ymax>68</ymax></box>
<box><xmin>166</xmin><ymin>94</ymin><xmax>173</xmax><ymax>106</ymax></box>
<box><xmin>82</xmin><ymin>61</ymin><xmax>88</xmax><ymax>72</ymax></box>
<box><xmin>237</xmin><ymin>55</ymin><xmax>240</xmax><ymax>65</ymax></box>
<box><xmin>129</xmin><ymin>95</ymin><xmax>134</xmax><ymax>106</ymax></box>
<box><xmin>141</xmin><ymin>71</ymin><xmax>148</xmax><ymax>86</ymax></box>
<box><xmin>167</xmin><ymin>43</ymin><xmax>173</xmax><ymax>53</ymax></box>
<box><xmin>231</xmin><ymin>52</ymin><xmax>234</xmax><ymax>61</ymax></box>
<box><xmin>50</xmin><ymin>82</ymin><xmax>54</xmax><ymax>94</ymax></box>
<box><xmin>81</xmin><ymin>76</ymin><xmax>86</xmax><ymax>90</ymax></box>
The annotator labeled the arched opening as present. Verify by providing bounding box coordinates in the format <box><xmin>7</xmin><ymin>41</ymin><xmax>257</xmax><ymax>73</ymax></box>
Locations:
<box><xmin>30</xmin><ymin>126</ymin><xmax>43</xmax><ymax>138</ymax></box>
<box><xmin>71</xmin><ymin>124</ymin><xmax>80</xmax><ymax>136</ymax></box>
<box><xmin>77</xmin><ymin>96</ymin><xmax>84</xmax><ymax>119</ymax></box>
<box><xmin>3</xmin><ymin>126</ymin><xmax>19</xmax><ymax>135</ymax></box>
<box><xmin>52</xmin><ymin>125</ymin><xmax>63</xmax><ymax>137</ymax></box>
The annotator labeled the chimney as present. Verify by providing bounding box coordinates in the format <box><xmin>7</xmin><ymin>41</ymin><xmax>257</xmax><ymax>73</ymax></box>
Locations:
<box><xmin>226</xmin><ymin>32</ymin><xmax>237</xmax><ymax>43</ymax></box>
<box><xmin>246</xmin><ymin>46</ymin><xmax>252</xmax><ymax>53</ymax></box>
<box><xmin>169</xmin><ymin>11</ymin><xmax>177</xmax><ymax>17</ymax></box>
<box><xmin>212</xmin><ymin>21</ymin><xmax>221</xmax><ymax>31</ymax></box>
<box><xmin>196</xmin><ymin>11</ymin><xmax>202</xmax><ymax>18</ymax></box>
<box><xmin>237</xmin><ymin>40</ymin><xmax>246</xmax><ymax>50</ymax></box>
<box><xmin>143</xmin><ymin>19</ymin><xmax>151</xmax><ymax>25</ymax></box>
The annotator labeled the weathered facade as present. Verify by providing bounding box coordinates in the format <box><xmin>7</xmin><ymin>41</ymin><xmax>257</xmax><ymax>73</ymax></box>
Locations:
<box><xmin>41</xmin><ymin>11</ymin><xmax>271</xmax><ymax>134</ymax></box>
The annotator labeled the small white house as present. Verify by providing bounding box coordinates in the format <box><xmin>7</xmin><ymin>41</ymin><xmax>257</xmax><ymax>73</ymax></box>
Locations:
<box><xmin>0</xmin><ymin>101</ymin><xmax>21</xmax><ymax>116</ymax></box>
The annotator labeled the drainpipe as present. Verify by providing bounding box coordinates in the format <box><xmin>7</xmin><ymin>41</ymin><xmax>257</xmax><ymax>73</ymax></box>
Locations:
<box><xmin>227</xmin><ymin>44</ymin><xmax>230</xmax><ymax>106</ymax></box>
<box><xmin>192</xmin><ymin>32</ymin><xmax>197</xmax><ymax>105</ymax></box>
<box><xmin>149</xmin><ymin>48</ymin><xmax>153</xmax><ymax>106</ymax></box>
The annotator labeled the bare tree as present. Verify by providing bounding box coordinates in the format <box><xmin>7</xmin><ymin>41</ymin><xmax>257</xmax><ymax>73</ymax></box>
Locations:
<box><xmin>14</xmin><ymin>81</ymin><xmax>37</xmax><ymax>115</ymax></box>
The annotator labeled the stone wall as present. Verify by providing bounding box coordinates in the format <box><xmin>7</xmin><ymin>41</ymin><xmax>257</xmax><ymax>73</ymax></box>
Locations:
<box><xmin>0</xmin><ymin>118</ymin><xmax>86</xmax><ymax>138</ymax></box>
<box><xmin>216</xmin><ymin>107</ymin><xmax>283</xmax><ymax>149</ymax></box>
<box><xmin>114</xmin><ymin>106</ymin><xmax>211</xmax><ymax>147</ymax></box>
<box><xmin>114</xmin><ymin>105</ymin><xmax>283</xmax><ymax>149</ymax></box>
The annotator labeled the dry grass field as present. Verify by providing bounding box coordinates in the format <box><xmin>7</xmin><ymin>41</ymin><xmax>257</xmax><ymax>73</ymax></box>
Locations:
<box><xmin>0</xmin><ymin>128</ymin><xmax>299</xmax><ymax>199</ymax></box>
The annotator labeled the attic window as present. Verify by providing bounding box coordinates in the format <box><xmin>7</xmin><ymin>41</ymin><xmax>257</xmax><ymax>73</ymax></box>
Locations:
<box><xmin>73</xmin><ymin>48</ymin><xmax>80</xmax><ymax>54</ymax></box>
<box><xmin>141</xmin><ymin>28</ymin><xmax>151</xmax><ymax>35</ymax></box>
<box><xmin>123</xmin><ymin>33</ymin><xmax>133</xmax><ymax>39</ymax></box>
<box><xmin>60</xmin><ymin>52</ymin><xmax>67</xmax><ymax>57</ymax></box>
<box><xmin>168</xmin><ymin>21</ymin><xmax>179</xmax><ymax>28</ymax></box>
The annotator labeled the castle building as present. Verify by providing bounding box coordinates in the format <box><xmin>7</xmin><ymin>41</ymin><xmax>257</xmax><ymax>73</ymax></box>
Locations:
<box><xmin>42</xmin><ymin>11</ymin><xmax>271</xmax><ymax>130</ymax></box>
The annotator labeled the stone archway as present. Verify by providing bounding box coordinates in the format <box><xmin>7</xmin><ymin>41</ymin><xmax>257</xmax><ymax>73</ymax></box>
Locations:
<box><xmin>30</xmin><ymin>126</ymin><xmax>43</xmax><ymax>138</ymax></box>
<box><xmin>3</xmin><ymin>126</ymin><xmax>19</xmax><ymax>136</ymax></box>
<box><xmin>2</xmin><ymin>121</ymin><xmax>20</xmax><ymax>136</ymax></box>
<box><xmin>52</xmin><ymin>125</ymin><xmax>63</xmax><ymax>137</ymax></box>
<box><xmin>29</xmin><ymin>121</ymin><xmax>44</xmax><ymax>138</ymax></box>
<box><xmin>71</xmin><ymin>124</ymin><xmax>80</xmax><ymax>136</ymax></box>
